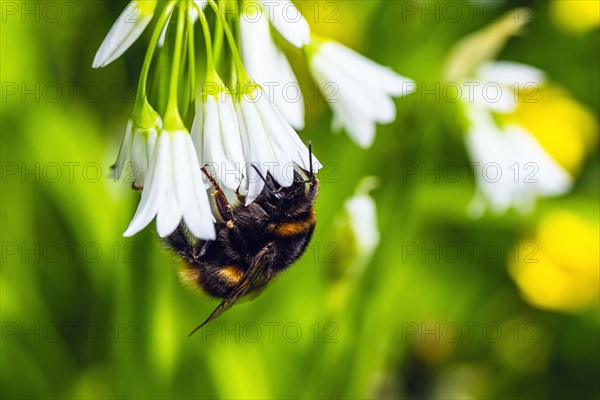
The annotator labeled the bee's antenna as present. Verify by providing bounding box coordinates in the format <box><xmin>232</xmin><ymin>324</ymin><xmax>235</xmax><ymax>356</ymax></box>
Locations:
<box><xmin>292</xmin><ymin>142</ymin><xmax>317</xmax><ymax>185</ymax></box>
<box><xmin>250</xmin><ymin>164</ymin><xmax>277</xmax><ymax>192</ymax></box>
<box><xmin>308</xmin><ymin>141</ymin><xmax>314</xmax><ymax>179</ymax></box>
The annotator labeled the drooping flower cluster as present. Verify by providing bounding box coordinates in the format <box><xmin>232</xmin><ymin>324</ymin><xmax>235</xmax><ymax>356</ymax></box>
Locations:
<box><xmin>444</xmin><ymin>8</ymin><xmax>577</xmax><ymax>216</ymax></box>
<box><xmin>94</xmin><ymin>0</ymin><xmax>414</xmax><ymax>239</ymax></box>
<box><xmin>461</xmin><ymin>61</ymin><xmax>573</xmax><ymax>216</ymax></box>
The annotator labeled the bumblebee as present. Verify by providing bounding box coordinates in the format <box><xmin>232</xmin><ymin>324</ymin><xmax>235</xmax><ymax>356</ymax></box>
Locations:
<box><xmin>164</xmin><ymin>144</ymin><xmax>318</xmax><ymax>336</ymax></box>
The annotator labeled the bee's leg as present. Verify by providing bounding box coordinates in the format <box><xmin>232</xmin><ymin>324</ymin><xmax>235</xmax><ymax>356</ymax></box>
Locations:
<box><xmin>201</xmin><ymin>166</ymin><xmax>236</xmax><ymax>227</ymax></box>
<box><xmin>235</xmin><ymin>187</ymin><xmax>246</xmax><ymax>204</ymax></box>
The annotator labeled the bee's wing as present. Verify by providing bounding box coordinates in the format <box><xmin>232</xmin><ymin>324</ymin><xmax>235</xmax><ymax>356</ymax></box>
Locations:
<box><xmin>188</xmin><ymin>243</ymin><xmax>273</xmax><ymax>337</ymax></box>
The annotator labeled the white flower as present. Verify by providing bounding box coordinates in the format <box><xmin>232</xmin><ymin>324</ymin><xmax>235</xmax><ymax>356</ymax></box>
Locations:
<box><xmin>308</xmin><ymin>40</ymin><xmax>415</xmax><ymax>148</ymax></box>
<box><xmin>463</xmin><ymin>62</ymin><xmax>572</xmax><ymax>216</ymax></box>
<box><xmin>191</xmin><ymin>91</ymin><xmax>246</xmax><ymax>191</ymax></box>
<box><xmin>123</xmin><ymin>128</ymin><xmax>216</xmax><ymax>240</ymax></box>
<box><xmin>235</xmin><ymin>85</ymin><xmax>321</xmax><ymax>204</ymax></box>
<box><xmin>111</xmin><ymin>115</ymin><xmax>161</xmax><ymax>187</ymax></box>
<box><xmin>344</xmin><ymin>177</ymin><xmax>380</xmax><ymax>264</ymax></box>
<box><xmin>240</xmin><ymin>6</ymin><xmax>304</xmax><ymax>129</ymax></box>
<box><xmin>463</xmin><ymin>61</ymin><xmax>546</xmax><ymax>113</ymax></box>
<box><xmin>93</xmin><ymin>0</ymin><xmax>157</xmax><ymax>68</ymax></box>
<box><xmin>256</xmin><ymin>0</ymin><xmax>310</xmax><ymax>47</ymax></box>
<box><xmin>466</xmin><ymin>112</ymin><xmax>572</xmax><ymax>216</ymax></box>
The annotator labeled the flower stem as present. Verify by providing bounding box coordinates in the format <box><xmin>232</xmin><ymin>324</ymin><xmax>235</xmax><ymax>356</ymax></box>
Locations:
<box><xmin>135</xmin><ymin>1</ymin><xmax>177</xmax><ymax>107</ymax></box>
<box><xmin>164</xmin><ymin>1</ymin><xmax>187</xmax><ymax>129</ymax></box>
<box><xmin>212</xmin><ymin>1</ymin><xmax>224</xmax><ymax>69</ymax></box>
<box><xmin>206</xmin><ymin>0</ymin><xmax>250</xmax><ymax>85</ymax></box>
<box><xmin>192</xmin><ymin>1</ymin><xmax>216</xmax><ymax>78</ymax></box>
<box><xmin>187</xmin><ymin>4</ymin><xmax>196</xmax><ymax>98</ymax></box>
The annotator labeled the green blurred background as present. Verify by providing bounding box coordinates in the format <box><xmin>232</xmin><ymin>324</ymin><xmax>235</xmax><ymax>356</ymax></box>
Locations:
<box><xmin>1</xmin><ymin>1</ymin><xmax>599</xmax><ymax>399</ymax></box>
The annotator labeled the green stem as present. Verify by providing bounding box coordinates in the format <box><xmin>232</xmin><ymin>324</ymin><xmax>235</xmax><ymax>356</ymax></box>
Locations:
<box><xmin>187</xmin><ymin>3</ymin><xmax>196</xmax><ymax>98</ymax></box>
<box><xmin>212</xmin><ymin>0</ymin><xmax>224</xmax><ymax>69</ymax></box>
<box><xmin>206</xmin><ymin>0</ymin><xmax>249</xmax><ymax>84</ymax></box>
<box><xmin>164</xmin><ymin>1</ymin><xmax>187</xmax><ymax>129</ymax></box>
<box><xmin>192</xmin><ymin>1</ymin><xmax>216</xmax><ymax>78</ymax></box>
<box><xmin>135</xmin><ymin>1</ymin><xmax>177</xmax><ymax>106</ymax></box>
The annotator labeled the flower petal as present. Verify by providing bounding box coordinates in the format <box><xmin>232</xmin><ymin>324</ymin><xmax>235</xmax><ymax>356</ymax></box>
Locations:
<box><xmin>259</xmin><ymin>94</ymin><xmax>319</xmax><ymax>171</ymax></box>
<box><xmin>260</xmin><ymin>0</ymin><xmax>310</xmax><ymax>47</ymax></box>
<box><xmin>156</xmin><ymin>190</ymin><xmax>182</xmax><ymax>237</ymax></box>
<box><xmin>191</xmin><ymin>98</ymin><xmax>205</xmax><ymax>156</ymax></box>
<box><xmin>240</xmin><ymin>9</ymin><xmax>305</xmax><ymax>129</ymax></box>
<box><xmin>464</xmin><ymin>106</ymin><xmax>515</xmax><ymax>214</ymax></box>
<box><xmin>254</xmin><ymin>95</ymin><xmax>294</xmax><ymax>187</ymax></box>
<box><xmin>218</xmin><ymin>94</ymin><xmax>246</xmax><ymax>188</ymax></box>
<box><xmin>272</xmin><ymin>49</ymin><xmax>305</xmax><ymax>129</ymax></box>
<box><xmin>237</xmin><ymin>97</ymin><xmax>276</xmax><ymax>203</ymax></box>
<box><xmin>319</xmin><ymin>41</ymin><xmax>414</xmax><ymax>96</ymax></box>
<box><xmin>504</xmin><ymin>124</ymin><xmax>572</xmax><ymax>197</ymax></box>
<box><xmin>201</xmin><ymin>96</ymin><xmax>221</xmax><ymax>158</ymax></box>
<box><xmin>310</xmin><ymin>54</ymin><xmax>380</xmax><ymax>147</ymax></box>
<box><xmin>111</xmin><ymin>120</ymin><xmax>134</xmax><ymax>180</ymax></box>
<box><xmin>130</xmin><ymin>127</ymin><xmax>157</xmax><ymax>184</ymax></box>
<box><xmin>173</xmin><ymin>130</ymin><xmax>195</xmax><ymax>211</ymax></box>
<box><xmin>123</xmin><ymin>130</ymin><xmax>170</xmax><ymax>236</ymax></box>
<box><xmin>93</xmin><ymin>1</ymin><xmax>155</xmax><ymax>68</ymax></box>
<box><xmin>182</xmin><ymin>133</ymin><xmax>216</xmax><ymax>239</ymax></box>
<box><xmin>477</xmin><ymin>61</ymin><xmax>545</xmax><ymax>88</ymax></box>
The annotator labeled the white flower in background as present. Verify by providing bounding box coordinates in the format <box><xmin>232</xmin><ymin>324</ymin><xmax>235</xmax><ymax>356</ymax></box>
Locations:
<box><xmin>307</xmin><ymin>39</ymin><xmax>415</xmax><ymax>148</ymax></box>
<box><xmin>111</xmin><ymin>111</ymin><xmax>161</xmax><ymax>187</ymax></box>
<box><xmin>255</xmin><ymin>0</ymin><xmax>310</xmax><ymax>47</ymax></box>
<box><xmin>463</xmin><ymin>62</ymin><xmax>572</xmax><ymax>216</ymax></box>
<box><xmin>93</xmin><ymin>0</ymin><xmax>157</xmax><ymax>68</ymax></box>
<box><xmin>123</xmin><ymin>128</ymin><xmax>216</xmax><ymax>240</ymax></box>
<box><xmin>463</xmin><ymin>61</ymin><xmax>545</xmax><ymax>113</ymax></box>
<box><xmin>236</xmin><ymin>85</ymin><xmax>321</xmax><ymax>204</ymax></box>
<box><xmin>344</xmin><ymin>177</ymin><xmax>381</xmax><ymax>266</ymax></box>
<box><xmin>443</xmin><ymin>8</ymin><xmax>574</xmax><ymax>216</ymax></box>
<box><xmin>240</xmin><ymin>6</ymin><xmax>305</xmax><ymax>129</ymax></box>
<box><xmin>327</xmin><ymin>177</ymin><xmax>380</xmax><ymax>311</ymax></box>
<box><xmin>191</xmin><ymin>89</ymin><xmax>246</xmax><ymax>191</ymax></box>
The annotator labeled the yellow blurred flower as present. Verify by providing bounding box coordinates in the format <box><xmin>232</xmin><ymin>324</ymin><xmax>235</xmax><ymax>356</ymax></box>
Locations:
<box><xmin>551</xmin><ymin>0</ymin><xmax>600</xmax><ymax>35</ymax></box>
<box><xmin>509</xmin><ymin>211</ymin><xmax>600</xmax><ymax>312</ymax></box>
<box><xmin>504</xmin><ymin>87</ymin><xmax>598</xmax><ymax>175</ymax></box>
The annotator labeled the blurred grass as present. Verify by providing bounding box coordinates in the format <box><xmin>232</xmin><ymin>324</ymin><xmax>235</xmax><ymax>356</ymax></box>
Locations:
<box><xmin>1</xmin><ymin>1</ymin><xmax>599</xmax><ymax>399</ymax></box>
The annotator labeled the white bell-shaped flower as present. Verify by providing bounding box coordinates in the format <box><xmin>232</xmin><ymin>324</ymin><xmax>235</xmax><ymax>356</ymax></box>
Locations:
<box><xmin>93</xmin><ymin>0</ymin><xmax>157</xmax><ymax>68</ymax></box>
<box><xmin>235</xmin><ymin>85</ymin><xmax>321</xmax><ymax>204</ymax></box>
<box><xmin>240</xmin><ymin>6</ymin><xmax>305</xmax><ymax>129</ymax></box>
<box><xmin>123</xmin><ymin>128</ymin><xmax>216</xmax><ymax>240</ymax></box>
<box><xmin>191</xmin><ymin>90</ymin><xmax>246</xmax><ymax>191</ymax></box>
<box><xmin>308</xmin><ymin>40</ymin><xmax>415</xmax><ymax>148</ymax></box>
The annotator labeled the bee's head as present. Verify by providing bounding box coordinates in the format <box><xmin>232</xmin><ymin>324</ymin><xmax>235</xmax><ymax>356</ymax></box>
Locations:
<box><xmin>251</xmin><ymin>142</ymin><xmax>318</xmax><ymax>211</ymax></box>
<box><xmin>255</xmin><ymin>169</ymin><xmax>313</xmax><ymax>207</ymax></box>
